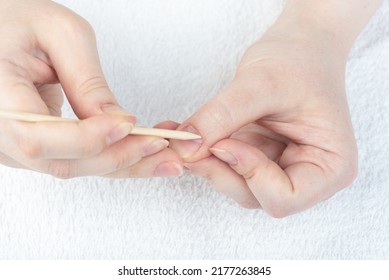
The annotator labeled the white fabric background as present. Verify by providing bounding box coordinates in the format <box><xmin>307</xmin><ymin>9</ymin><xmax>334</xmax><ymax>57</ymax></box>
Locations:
<box><xmin>1</xmin><ymin>0</ymin><xmax>389</xmax><ymax>259</ymax></box>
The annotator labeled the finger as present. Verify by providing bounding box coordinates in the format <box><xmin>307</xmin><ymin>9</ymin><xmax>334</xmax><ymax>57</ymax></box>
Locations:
<box><xmin>2</xmin><ymin>113</ymin><xmax>134</xmax><ymax>160</ymax></box>
<box><xmin>170</xmin><ymin>75</ymin><xmax>279</xmax><ymax>162</ymax></box>
<box><xmin>230</xmin><ymin>123</ymin><xmax>286</xmax><ymax>161</ymax></box>
<box><xmin>210</xmin><ymin>139</ymin><xmax>341</xmax><ymax>218</ymax></box>
<box><xmin>156</xmin><ymin>122</ymin><xmax>263</xmax><ymax>207</ymax></box>
<box><xmin>0</xmin><ymin>35</ymin><xmax>58</xmax><ymax>86</ymax></box>
<box><xmin>10</xmin><ymin>135</ymin><xmax>170</xmax><ymax>178</ymax></box>
<box><xmin>75</xmin><ymin>136</ymin><xmax>170</xmax><ymax>176</ymax></box>
<box><xmin>105</xmin><ymin>148</ymin><xmax>183</xmax><ymax>178</ymax></box>
<box><xmin>0</xmin><ymin>152</ymin><xmax>25</xmax><ymax>169</ymax></box>
<box><xmin>37</xmin><ymin>84</ymin><xmax>63</xmax><ymax>116</ymax></box>
<box><xmin>0</xmin><ymin>58</ymin><xmax>51</xmax><ymax>114</ymax></box>
<box><xmin>153</xmin><ymin>120</ymin><xmax>180</xmax><ymax>130</ymax></box>
<box><xmin>155</xmin><ymin>121</ymin><xmax>260</xmax><ymax>207</ymax></box>
<box><xmin>184</xmin><ymin>156</ymin><xmax>260</xmax><ymax>209</ymax></box>
<box><xmin>0</xmin><ymin>123</ymin><xmax>24</xmax><ymax>168</ymax></box>
<box><xmin>33</xmin><ymin>4</ymin><xmax>128</xmax><ymax>119</ymax></box>
<box><xmin>32</xmin><ymin>136</ymin><xmax>171</xmax><ymax>178</ymax></box>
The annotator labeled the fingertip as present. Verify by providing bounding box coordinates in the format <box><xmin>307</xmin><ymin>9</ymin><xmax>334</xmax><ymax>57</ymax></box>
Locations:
<box><xmin>183</xmin><ymin>156</ymin><xmax>260</xmax><ymax>209</ymax></box>
<box><xmin>173</xmin><ymin>125</ymin><xmax>202</xmax><ymax>156</ymax></box>
<box><xmin>211</xmin><ymin>139</ymin><xmax>299</xmax><ymax>217</ymax></box>
<box><xmin>209</xmin><ymin>139</ymin><xmax>247</xmax><ymax>166</ymax></box>
<box><xmin>209</xmin><ymin>148</ymin><xmax>238</xmax><ymax>165</ymax></box>
<box><xmin>169</xmin><ymin>123</ymin><xmax>212</xmax><ymax>162</ymax></box>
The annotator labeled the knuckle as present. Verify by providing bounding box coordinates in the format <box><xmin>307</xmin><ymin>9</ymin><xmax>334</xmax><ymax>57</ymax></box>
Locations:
<box><xmin>47</xmin><ymin>160</ymin><xmax>76</xmax><ymax>179</ymax></box>
<box><xmin>18</xmin><ymin>137</ymin><xmax>43</xmax><ymax>159</ymax></box>
<box><xmin>74</xmin><ymin>17</ymin><xmax>95</xmax><ymax>36</ymax></box>
<box><xmin>76</xmin><ymin>76</ymin><xmax>109</xmax><ymax>97</ymax></box>
<box><xmin>58</xmin><ymin>14</ymin><xmax>95</xmax><ymax>39</ymax></box>
<box><xmin>201</xmin><ymin>95</ymin><xmax>236</xmax><ymax>134</ymax></box>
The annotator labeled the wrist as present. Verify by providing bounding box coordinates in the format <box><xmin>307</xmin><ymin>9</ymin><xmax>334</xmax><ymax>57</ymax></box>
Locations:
<box><xmin>268</xmin><ymin>13</ymin><xmax>351</xmax><ymax>61</ymax></box>
<box><xmin>267</xmin><ymin>0</ymin><xmax>383</xmax><ymax>59</ymax></box>
<box><xmin>259</xmin><ymin>16</ymin><xmax>350</xmax><ymax>68</ymax></box>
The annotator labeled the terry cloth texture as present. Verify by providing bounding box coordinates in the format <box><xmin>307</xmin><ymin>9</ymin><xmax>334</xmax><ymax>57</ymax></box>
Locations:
<box><xmin>0</xmin><ymin>0</ymin><xmax>389</xmax><ymax>259</ymax></box>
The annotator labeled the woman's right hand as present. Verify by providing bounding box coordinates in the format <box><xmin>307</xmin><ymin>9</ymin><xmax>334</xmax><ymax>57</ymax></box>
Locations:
<box><xmin>0</xmin><ymin>0</ymin><xmax>183</xmax><ymax>178</ymax></box>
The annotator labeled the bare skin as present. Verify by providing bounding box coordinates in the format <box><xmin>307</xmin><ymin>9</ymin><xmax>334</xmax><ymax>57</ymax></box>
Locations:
<box><xmin>0</xmin><ymin>0</ymin><xmax>384</xmax><ymax>216</ymax></box>
<box><xmin>170</xmin><ymin>0</ymin><xmax>383</xmax><ymax>217</ymax></box>
<box><xmin>0</xmin><ymin>0</ymin><xmax>183</xmax><ymax>178</ymax></box>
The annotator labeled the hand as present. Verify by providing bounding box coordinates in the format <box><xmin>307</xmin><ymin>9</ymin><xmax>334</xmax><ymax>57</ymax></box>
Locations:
<box><xmin>0</xmin><ymin>0</ymin><xmax>183</xmax><ymax>178</ymax></box>
<box><xmin>170</xmin><ymin>20</ymin><xmax>358</xmax><ymax>217</ymax></box>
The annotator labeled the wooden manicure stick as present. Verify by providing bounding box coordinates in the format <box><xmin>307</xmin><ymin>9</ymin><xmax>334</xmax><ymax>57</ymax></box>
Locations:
<box><xmin>0</xmin><ymin>109</ymin><xmax>200</xmax><ymax>140</ymax></box>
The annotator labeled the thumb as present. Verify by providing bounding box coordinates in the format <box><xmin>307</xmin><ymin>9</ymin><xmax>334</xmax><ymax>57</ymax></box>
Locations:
<box><xmin>170</xmin><ymin>78</ymin><xmax>275</xmax><ymax>162</ymax></box>
<box><xmin>210</xmin><ymin>139</ymin><xmax>342</xmax><ymax>218</ymax></box>
<box><xmin>34</xmin><ymin>10</ymin><xmax>131</xmax><ymax>120</ymax></box>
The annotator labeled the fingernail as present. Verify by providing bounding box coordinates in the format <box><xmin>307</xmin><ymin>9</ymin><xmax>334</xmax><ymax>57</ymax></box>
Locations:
<box><xmin>143</xmin><ymin>139</ymin><xmax>169</xmax><ymax>157</ymax></box>
<box><xmin>209</xmin><ymin>148</ymin><xmax>238</xmax><ymax>165</ymax></box>
<box><xmin>155</xmin><ymin>161</ymin><xmax>183</xmax><ymax>177</ymax></box>
<box><xmin>101</xmin><ymin>104</ymin><xmax>135</xmax><ymax>117</ymax></box>
<box><xmin>106</xmin><ymin>122</ymin><xmax>133</xmax><ymax>145</ymax></box>
<box><xmin>174</xmin><ymin>125</ymin><xmax>202</xmax><ymax>159</ymax></box>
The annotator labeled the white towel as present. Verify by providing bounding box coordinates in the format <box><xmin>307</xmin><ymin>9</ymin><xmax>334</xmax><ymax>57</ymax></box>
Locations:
<box><xmin>1</xmin><ymin>0</ymin><xmax>388</xmax><ymax>259</ymax></box>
